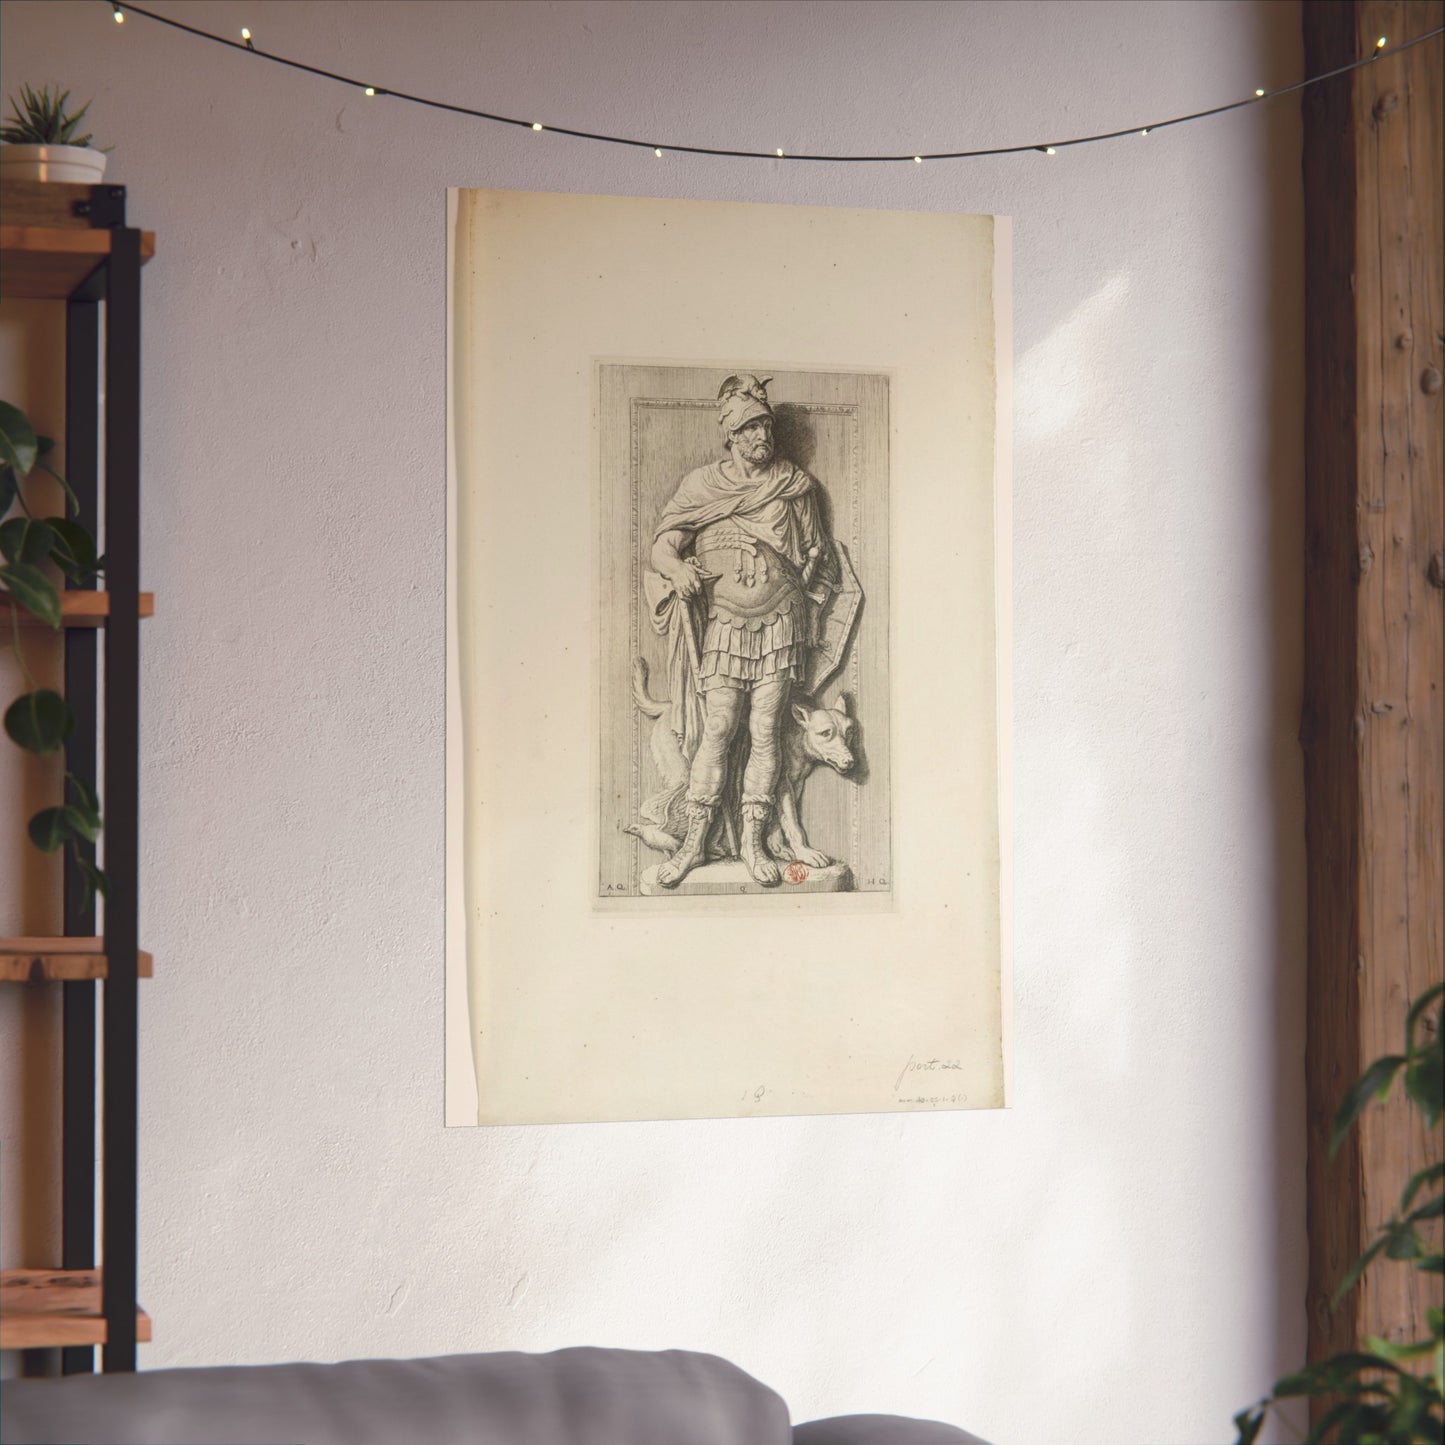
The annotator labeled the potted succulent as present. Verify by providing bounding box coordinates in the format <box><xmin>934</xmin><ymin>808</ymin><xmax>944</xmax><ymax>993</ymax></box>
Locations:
<box><xmin>0</xmin><ymin>83</ymin><xmax>108</xmax><ymax>183</ymax></box>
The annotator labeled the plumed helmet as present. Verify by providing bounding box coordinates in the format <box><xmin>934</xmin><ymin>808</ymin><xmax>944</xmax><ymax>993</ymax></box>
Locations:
<box><xmin>717</xmin><ymin>372</ymin><xmax>774</xmax><ymax>433</ymax></box>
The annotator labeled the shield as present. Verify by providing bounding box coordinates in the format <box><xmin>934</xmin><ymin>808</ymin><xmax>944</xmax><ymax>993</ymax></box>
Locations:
<box><xmin>805</xmin><ymin>541</ymin><xmax>863</xmax><ymax>695</ymax></box>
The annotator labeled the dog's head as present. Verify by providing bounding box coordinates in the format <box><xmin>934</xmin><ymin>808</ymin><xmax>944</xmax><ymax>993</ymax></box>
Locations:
<box><xmin>791</xmin><ymin>696</ymin><xmax>855</xmax><ymax>774</ymax></box>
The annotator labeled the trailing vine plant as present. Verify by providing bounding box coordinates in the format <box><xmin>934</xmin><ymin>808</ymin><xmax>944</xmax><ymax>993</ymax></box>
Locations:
<box><xmin>1234</xmin><ymin>980</ymin><xmax>1444</xmax><ymax>1444</ymax></box>
<box><xmin>0</xmin><ymin>397</ymin><xmax>107</xmax><ymax>905</ymax></box>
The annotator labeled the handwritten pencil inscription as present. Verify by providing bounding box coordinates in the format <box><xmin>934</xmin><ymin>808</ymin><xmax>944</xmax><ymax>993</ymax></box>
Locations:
<box><xmin>894</xmin><ymin>1053</ymin><xmax>964</xmax><ymax>1094</ymax></box>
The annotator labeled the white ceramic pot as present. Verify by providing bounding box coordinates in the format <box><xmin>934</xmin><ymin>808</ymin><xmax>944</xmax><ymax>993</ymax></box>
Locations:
<box><xmin>0</xmin><ymin>143</ymin><xmax>108</xmax><ymax>184</ymax></box>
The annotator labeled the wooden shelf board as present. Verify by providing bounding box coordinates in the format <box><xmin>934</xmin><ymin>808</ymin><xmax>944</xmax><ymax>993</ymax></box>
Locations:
<box><xmin>0</xmin><ymin>1271</ymin><xmax>151</xmax><ymax>1350</ymax></box>
<box><xmin>0</xmin><ymin>938</ymin><xmax>154</xmax><ymax>983</ymax></box>
<box><xmin>1</xmin><ymin>180</ymin><xmax>110</xmax><ymax>230</ymax></box>
<box><xmin>5</xmin><ymin>591</ymin><xmax>156</xmax><ymax>627</ymax></box>
<box><xmin>0</xmin><ymin>225</ymin><xmax>156</xmax><ymax>301</ymax></box>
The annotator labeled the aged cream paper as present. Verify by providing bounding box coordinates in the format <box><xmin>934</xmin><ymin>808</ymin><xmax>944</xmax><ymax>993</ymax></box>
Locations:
<box><xmin>447</xmin><ymin>189</ymin><xmax>1009</xmax><ymax>1125</ymax></box>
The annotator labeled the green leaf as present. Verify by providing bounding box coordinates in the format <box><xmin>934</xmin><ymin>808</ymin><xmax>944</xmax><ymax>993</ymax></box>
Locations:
<box><xmin>1305</xmin><ymin>1399</ymin><xmax>1354</xmax><ymax>1442</ymax></box>
<box><xmin>1418</xmin><ymin>1254</ymin><xmax>1445</xmax><ymax>1274</ymax></box>
<box><xmin>35</xmin><ymin>457</ymin><xmax>80</xmax><ymax>516</ymax></box>
<box><xmin>47</xmin><ymin>518</ymin><xmax>96</xmax><ymax>566</ymax></box>
<box><xmin>1232</xmin><ymin>1405</ymin><xmax>1265</xmax><ymax>1444</ymax></box>
<box><xmin>64</xmin><ymin>804</ymin><xmax>97</xmax><ymax>843</ymax></box>
<box><xmin>0</xmin><ymin>516</ymin><xmax>55</xmax><ymax>565</ymax></box>
<box><xmin>27</xmin><ymin>806</ymin><xmax>71</xmax><ymax>853</ymax></box>
<box><xmin>1331</xmin><ymin>1054</ymin><xmax>1407</xmax><ymax>1158</ymax></box>
<box><xmin>3</xmin><ymin>689</ymin><xmax>73</xmax><ymax>754</ymax></box>
<box><xmin>1364</xmin><ymin>1332</ymin><xmax>1438</xmax><ymax>1362</ymax></box>
<box><xmin>0</xmin><ymin>465</ymin><xmax>15</xmax><ymax>517</ymax></box>
<box><xmin>0</xmin><ymin>398</ymin><xmax>38</xmax><ymax>478</ymax></box>
<box><xmin>0</xmin><ymin>560</ymin><xmax>60</xmax><ymax>626</ymax></box>
<box><xmin>1385</xmin><ymin>1371</ymin><xmax>1436</xmax><ymax>1439</ymax></box>
<box><xmin>1407</xmin><ymin>982</ymin><xmax>1445</xmax><ymax>1050</ymax></box>
<box><xmin>65</xmin><ymin>772</ymin><xmax>101</xmax><ymax>829</ymax></box>
<box><xmin>1276</xmin><ymin>1351</ymin><xmax>1403</xmax><ymax>1398</ymax></box>
<box><xmin>1405</xmin><ymin>1042</ymin><xmax>1444</xmax><ymax>1125</ymax></box>
<box><xmin>47</xmin><ymin>517</ymin><xmax>100</xmax><ymax>582</ymax></box>
<box><xmin>1385</xmin><ymin>1226</ymin><xmax>1422</xmax><ymax>1261</ymax></box>
<box><xmin>3</xmin><ymin>86</ymin><xmax>99</xmax><ymax>148</ymax></box>
<box><xmin>74</xmin><ymin>853</ymin><xmax>108</xmax><ymax>908</ymax></box>
<box><xmin>1405</xmin><ymin>1194</ymin><xmax>1445</xmax><ymax>1225</ymax></box>
<box><xmin>1402</xmin><ymin>1164</ymin><xmax>1445</xmax><ymax>1212</ymax></box>
<box><xmin>1333</xmin><ymin>1233</ymin><xmax>1391</xmax><ymax>1307</ymax></box>
<box><xmin>1305</xmin><ymin>1395</ymin><xmax>1423</xmax><ymax>1444</ymax></box>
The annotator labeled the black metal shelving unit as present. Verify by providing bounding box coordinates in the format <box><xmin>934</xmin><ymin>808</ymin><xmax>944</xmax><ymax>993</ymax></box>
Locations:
<box><xmin>0</xmin><ymin>179</ymin><xmax>150</xmax><ymax>1372</ymax></box>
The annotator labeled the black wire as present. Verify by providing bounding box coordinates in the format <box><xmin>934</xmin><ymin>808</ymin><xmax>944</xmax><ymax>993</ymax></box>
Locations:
<box><xmin>110</xmin><ymin>3</ymin><xmax>1443</xmax><ymax>164</ymax></box>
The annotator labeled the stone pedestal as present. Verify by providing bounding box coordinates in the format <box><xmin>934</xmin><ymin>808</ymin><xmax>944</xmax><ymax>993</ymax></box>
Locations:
<box><xmin>639</xmin><ymin>858</ymin><xmax>853</xmax><ymax>897</ymax></box>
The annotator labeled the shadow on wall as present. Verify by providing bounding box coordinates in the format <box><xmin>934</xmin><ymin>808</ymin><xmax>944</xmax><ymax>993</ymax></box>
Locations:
<box><xmin>1258</xmin><ymin>0</ymin><xmax>1310</xmax><ymax>1432</ymax></box>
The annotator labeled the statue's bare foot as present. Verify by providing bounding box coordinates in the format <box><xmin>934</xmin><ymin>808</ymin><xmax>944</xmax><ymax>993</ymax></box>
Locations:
<box><xmin>656</xmin><ymin>848</ymin><xmax>701</xmax><ymax>888</ymax></box>
<box><xmin>742</xmin><ymin>843</ymin><xmax>781</xmax><ymax>886</ymax></box>
<box><xmin>792</xmin><ymin>846</ymin><xmax>830</xmax><ymax>869</ymax></box>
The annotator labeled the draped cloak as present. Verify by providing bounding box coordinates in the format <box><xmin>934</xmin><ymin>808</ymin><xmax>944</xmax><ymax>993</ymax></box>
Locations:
<box><xmin>642</xmin><ymin>459</ymin><xmax>840</xmax><ymax>822</ymax></box>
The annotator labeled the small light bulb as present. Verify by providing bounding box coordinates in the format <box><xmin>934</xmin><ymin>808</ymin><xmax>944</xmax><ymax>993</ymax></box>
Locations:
<box><xmin>532</xmin><ymin>122</ymin><xmax>544</xmax><ymax>131</ymax></box>
<box><xmin>112</xmin><ymin>5</ymin><xmax>124</xmax><ymax>20</ymax></box>
<box><xmin>775</xmin><ymin>148</ymin><xmax>784</xmax><ymax>158</ymax></box>
<box><xmin>241</xmin><ymin>26</ymin><xmax>251</xmax><ymax>40</ymax></box>
<box><xmin>653</xmin><ymin>147</ymin><xmax>663</xmax><ymax>158</ymax></box>
<box><xmin>1141</xmin><ymin>127</ymin><xmax>1150</xmax><ymax>137</ymax></box>
<box><xmin>364</xmin><ymin>87</ymin><xmax>376</xmax><ymax>97</ymax></box>
<box><xmin>913</xmin><ymin>155</ymin><xmax>923</xmax><ymax>164</ymax></box>
<box><xmin>1376</xmin><ymin>35</ymin><xmax>1387</xmax><ymax>48</ymax></box>
<box><xmin>1255</xmin><ymin>87</ymin><xmax>1266</xmax><ymax>97</ymax></box>
<box><xmin>1045</xmin><ymin>146</ymin><xmax>1057</xmax><ymax>156</ymax></box>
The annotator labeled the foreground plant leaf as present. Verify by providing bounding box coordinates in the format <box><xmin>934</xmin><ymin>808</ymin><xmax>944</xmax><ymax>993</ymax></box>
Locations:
<box><xmin>0</xmin><ymin>398</ymin><xmax>38</xmax><ymax>478</ymax></box>
<box><xmin>47</xmin><ymin>517</ymin><xmax>101</xmax><ymax>582</ymax></box>
<box><xmin>74</xmin><ymin>853</ymin><xmax>108</xmax><ymax>908</ymax></box>
<box><xmin>0</xmin><ymin>560</ymin><xmax>60</xmax><ymax>627</ymax></box>
<box><xmin>0</xmin><ymin>516</ymin><xmax>56</xmax><ymax>566</ymax></box>
<box><xmin>27</xmin><ymin>806</ymin><xmax>70</xmax><ymax>853</ymax></box>
<box><xmin>4</xmin><ymin>688</ymin><xmax>74</xmax><ymax>753</ymax></box>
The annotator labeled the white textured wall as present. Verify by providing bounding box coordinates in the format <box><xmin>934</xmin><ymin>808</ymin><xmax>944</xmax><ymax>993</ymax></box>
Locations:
<box><xmin>0</xmin><ymin>2</ymin><xmax>1307</xmax><ymax>1440</ymax></box>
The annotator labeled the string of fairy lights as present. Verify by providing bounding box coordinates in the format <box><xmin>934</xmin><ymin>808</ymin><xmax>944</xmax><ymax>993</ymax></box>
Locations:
<box><xmin>107</xmin><ymin>2</ymin><xmax>1443</xmax><ymax>166</ymax></box>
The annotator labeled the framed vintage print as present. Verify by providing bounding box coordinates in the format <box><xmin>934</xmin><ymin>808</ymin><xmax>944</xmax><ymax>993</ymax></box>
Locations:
<box><xmin>446</xmin><ymin>189</ymin><xmax>1011</xmax><ymax>1126</ymax></box>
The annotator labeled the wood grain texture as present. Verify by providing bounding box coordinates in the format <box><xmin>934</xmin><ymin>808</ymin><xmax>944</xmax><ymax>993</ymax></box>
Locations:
<box><xmin>0</xmin><ymin>939</ymin><xmax>154</xmax><ymax>983</ymax></box>
<box><xmin>7</xmin><ymin>591</ymin><xmax>156</xmax><ymax>626</ymax></box>
<box><xmin>0</xmin><ymin>180</ymin><xmax>102</xmax><ymax>230</ymax></box>
<box><xmin>1302</xmin><ymin>0</ymin><xmax>1444</xmax><ymax>1372</ymax></box>
<box><xmin>0</xmin><ymin>225</ymin><xmax>156</xmax><ymax>301</ymax></box>
<box><xmin>0</xmin><ymin>1270</ymin><xmax>151</xmax><ymax>1349</ymax></box>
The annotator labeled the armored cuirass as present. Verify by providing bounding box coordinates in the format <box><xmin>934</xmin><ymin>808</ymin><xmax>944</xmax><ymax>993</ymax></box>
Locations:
<box><xmin>694</xmin><ymin>520</ymin><xmax>802</xmax><ymax>623</ymax></box>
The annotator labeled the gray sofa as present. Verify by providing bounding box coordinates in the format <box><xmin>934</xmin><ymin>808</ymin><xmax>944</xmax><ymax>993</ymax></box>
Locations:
<box><xmin>0</xmin><ymin>1347</ymin><xmax>991</xmax><ymax>1444</ymax></box>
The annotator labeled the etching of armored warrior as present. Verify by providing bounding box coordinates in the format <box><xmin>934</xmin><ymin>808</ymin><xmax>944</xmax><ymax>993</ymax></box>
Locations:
<box><xmin>641</xmin><ymin>374</ymin><xmax>844</xmax><ymax>887</ymax></box>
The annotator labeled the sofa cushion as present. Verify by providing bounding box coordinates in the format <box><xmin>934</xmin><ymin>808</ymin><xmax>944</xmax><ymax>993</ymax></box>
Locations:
<box><xmin>794</xmin><ymin>1414</ymin><xmax>992</xmax><ymax>1445</ymax></box>
<box><xmin>0</xmin><ymin>1347</ymin><xmax>792</xmax><ymax>1445</ymax></box>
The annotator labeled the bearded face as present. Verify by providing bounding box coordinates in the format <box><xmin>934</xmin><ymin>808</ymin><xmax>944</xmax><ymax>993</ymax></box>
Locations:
<box><xmin>730</xmin><ymin>416</ymin><xmax>775</xmax><ymax>466</ymax></box>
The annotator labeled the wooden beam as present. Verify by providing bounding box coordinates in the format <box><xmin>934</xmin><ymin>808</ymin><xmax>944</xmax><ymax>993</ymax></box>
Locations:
<box><xmin>1301</xmin><ymin>0</ymin><xmax>1444</xmax><ymax>1374</ymax></box>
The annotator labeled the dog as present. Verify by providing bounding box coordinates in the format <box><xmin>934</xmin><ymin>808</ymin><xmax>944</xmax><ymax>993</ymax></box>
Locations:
<box><xmin>625</xmin><ymin>658</ymin><xmax>854</xmax><ymax>867</ymax></box>
<box><xmin>770</xmin><ymin>692</ymin><xmax>855</xmax><ymax>868</ymax></box>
